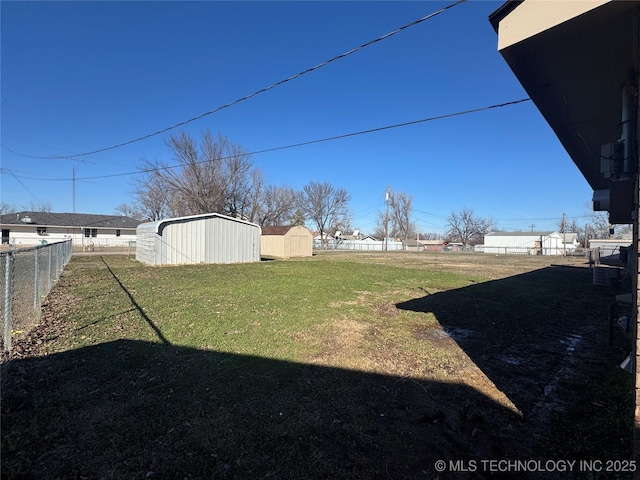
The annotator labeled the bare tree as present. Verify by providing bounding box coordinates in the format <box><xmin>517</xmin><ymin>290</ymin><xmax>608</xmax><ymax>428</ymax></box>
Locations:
<box><xmin>131</xmin><ymin>131</ymin><xmax>260</xmax><ymax>220</ymax></box>
<box><xmin>161</xmin><ymin>131</ymin><xmax>228</xmax><ymax>215</ymax></box>
<box><xmin>291</xmin><ymin>208</ymin><xmax>306</xmax><ymax>227</ymax></box>
<box><xmin>254</xmin><ymin>185</ymin><xmax>299</xmax><ymax>227</ymax></box>
<box><xmin>446</xmin><ymin>207</ymin><xmax>493</xmax><ymax>247</ymax></box>
<box><xmin>373</xmin><ymin>210</ymin><xmax>388</xmax><ymax>241</ymax></box>
<box><xmin>556</xmin><ymin>216</ymin><xmax>581</xmax><ymax>234</ymax></box>
<box><xmin>115</xmin><ymin>203</ymin><xmax>144</xmax><ymax>220</ymax></box>
<box><xmin>332</xmin><ymin>216</ymin><xmax>354</xmax><ymax>237</ymax></box>
<box><xmin>243</xmin><ymin>169</ymin><xmax>265</xmax><ymax>224</ymax></box>
<box><xmin>420</xmin><ymin>232</ymin><xmax>444</xmax><ymax>240</ymax></box>
<box><xmin>555</xmin><ymin>216</ymin><xmax>584</xmax><ymax>245</ymax></box>
<box><xmin>0</xmin><ymin>202</ymin><xmax>16</xmax><ymax>215</ymax></box>
<box><xmin>389</xmin><ymin>191</ymin><xmax>415</xmax><ymax>244</ymax></box>
<box><xmin>299</xmin><ymin>181</ymin><xmax>350</xmax><ymax>243</ymax></box>
<box><xmin>24</xmin><ymin>201</ymin><xmax>52</xmax><ymax>212</ymax></box>
<box><xmin>219</xmin><ymin>140</ymin><xmax>257</xmax><ymax>219</ymax></box>
<box><xmin>586</xmin><ymin>209</ymin><xmax>633</xmax><ymax>239</ymax></box>
<box><xmin>585</xmin><ymin>209</ymin><xmax>631</xmax><ymax>240</ymax></box>
<box><xmin>374</xmin><ymin>190</ymin><xmax>397</xmax><ymax>241</ymax></box>
<box><xmin>132</xmin><ymin>164</ymin><xmax>174</xmax><ymax>221</ymax></box>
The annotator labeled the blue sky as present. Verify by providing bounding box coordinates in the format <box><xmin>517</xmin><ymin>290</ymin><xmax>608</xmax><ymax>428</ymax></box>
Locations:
<box><xmin>1</xmin><ymin>0</ymin><xmax>595</xmax><ymax>235</ymax></box>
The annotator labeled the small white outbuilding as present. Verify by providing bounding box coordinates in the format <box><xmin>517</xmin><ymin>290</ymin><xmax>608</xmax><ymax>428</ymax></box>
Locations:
<box><xmin>483</xmin><ymin>231</ymin><xmax>565</xmax><ymax>255</ymax></box>
<box><xmin>136</xmin><ymin>213</ymin><xmax>261</xmax><ymax>266</ymax></box>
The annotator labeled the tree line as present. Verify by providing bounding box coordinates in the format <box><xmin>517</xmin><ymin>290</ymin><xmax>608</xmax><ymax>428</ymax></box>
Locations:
<box><xmin>0</xmin><ymin>130</ymin><xmax>628</xmax><ymax>246</ymax></box>
<box><xmin>116</xmin><ymin>131</ymin><xmax>352</xmax><ymax>241</ymax></box>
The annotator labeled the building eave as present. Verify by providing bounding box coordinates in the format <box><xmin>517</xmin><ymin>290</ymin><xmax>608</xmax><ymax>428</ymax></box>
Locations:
<box><xmin>490</xmin><ymin>0</ymin><xmax>640</xmax><ymax>223</ymax></box>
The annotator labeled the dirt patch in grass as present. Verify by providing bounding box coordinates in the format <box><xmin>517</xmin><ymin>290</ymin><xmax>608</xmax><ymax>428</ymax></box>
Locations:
<box><xmin>308</xmin><ymin>318</ymin><xmax>371</xmax><ymax>368</ymax></box>
<box><xmin>374</xmin><ymin>301</ymin><xmax>400</xmax><ymax>319</ymax></box>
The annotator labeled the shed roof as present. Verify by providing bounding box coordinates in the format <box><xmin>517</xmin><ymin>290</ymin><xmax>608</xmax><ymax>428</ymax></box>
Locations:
<box><xmin>589</xmin><ymin>238</ymin><xmax>632</xmax><ymax>244</ymax></box>
<box><xmin>137</xmin><ymin>212</ymin><xmax>260</xmax><ymax>235</ymax></box>
<box><xmin>0</xmin><ymin>211</ymin><xmax>140</xmax><ymax>229</ymax></box>
<box><xmin>261</xmin><ymin>226</ymin><xmax>297</xmax><ymax>236</ymax></box>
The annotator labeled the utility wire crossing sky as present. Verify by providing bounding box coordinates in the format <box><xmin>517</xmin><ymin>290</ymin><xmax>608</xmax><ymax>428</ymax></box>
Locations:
<box><xmin>1</xmin><ymin>1</ymin><xmax>596</xmax><ymax>234</ymax></box>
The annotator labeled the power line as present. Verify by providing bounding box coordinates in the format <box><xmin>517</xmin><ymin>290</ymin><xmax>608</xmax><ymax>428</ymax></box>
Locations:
<box><xmin>413</xmin><ymin>208</ymin><xmax>449</xmax><ymax>219</ymax></box>
<box><xmin>27</xmin><ymin>0</ymin><xmax>467</xmax><ymax>160</ymax></box>
<box><xmin>1</xmin><ymin>169</ymin><xmax>40</xmax><ymax>202</ymax></box>
<box><xmin>6</xmin><ymin>98</ymin><xmax>531</xmax><ymax>182</ymax></box>
<box><xmin>1</xmin><ymin>143</ymin><xmax>93</xmax><ymax>164</ymax></box>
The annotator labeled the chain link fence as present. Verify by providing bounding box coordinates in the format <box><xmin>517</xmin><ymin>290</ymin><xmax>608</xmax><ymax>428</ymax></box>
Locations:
<box><xmin>1</xmin><ymin>240</ymin><xmax>72</xmax><ymax>353</ymax></box>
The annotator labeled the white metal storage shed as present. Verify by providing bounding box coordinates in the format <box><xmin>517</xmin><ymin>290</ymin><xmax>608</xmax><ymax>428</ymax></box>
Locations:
<box><xmin>483</xmin><ymin>231</ymin><xmax>564</xmax><ymax>255</ymax></box>
<box><xmin>136</xmin><ymin>213</ymin><xmax>261</xmax><ymax>266</ymax></box>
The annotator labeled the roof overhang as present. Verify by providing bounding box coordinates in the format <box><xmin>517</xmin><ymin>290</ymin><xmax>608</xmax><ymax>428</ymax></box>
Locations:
<box><xmin>490</xmin><ymin>0</ymin><xmax>640</xmax><ymax>223</ymax></box>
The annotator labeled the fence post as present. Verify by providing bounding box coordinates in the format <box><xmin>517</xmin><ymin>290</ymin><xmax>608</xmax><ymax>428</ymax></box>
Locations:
<box><xmin>48</xmin><ymin>246</ymin><xmax>53</xmax><ymax>291</ymax></box>
<box><xmin>55</xmin><ymin>243</ymin><xmax>60</xmax><ymax>278</ymax></box>
<box><xmin>4</xmin><ymin>252</ymin><xmax>13</xmax><ymax>352</ymax></box>
<box><xmin>34</xmin><ymin>247</ymin><xmax>40</xmax><ymax>311</ymax></box>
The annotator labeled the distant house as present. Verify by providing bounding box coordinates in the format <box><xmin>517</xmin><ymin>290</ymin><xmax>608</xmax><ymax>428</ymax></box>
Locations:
<box><xmin>313</xmin><ymin>232</ymin><xmax>403</xmax><ymax>251</ymax></box>
<box><xmin>261</xmin><ymin>225</ymin><xmax>313</xmax><ymax>258</ymax></box>
<box><xmin>561</xmin><ymin>232</ymin><xmax>580</xmax><ymax>252</ymax></box>
<box><xmin>136</xmin><ymin>213</ymin><xmax>260</xmax><ymax>266</ymax></box>
<box><xmin>312</xmin><ymin>232</ymin><xmax>335</xmax><ymax>243</ymax></box>
<box><xmin>0</xmin><ymin>211</ymin><xmax>140</xmax><ymax>248</ymax></box>
<box><xmin>444</xmin><ymin>242</ymin><xmax>465</xmax><ymax>252</ymax></box>
<box><xmin>404</xmin><ymin>239</ymin><xmax>423</xmax><ymax>252</ymax></box>
<box><xmin>419</xmin><ymin>240</ymin><xmax>446</xmax><ymax>252</ymax></box>
<box><xmin>483</xmin><ymin>231</ymin><xmax>567</xmax><ymax>255</ymax></box>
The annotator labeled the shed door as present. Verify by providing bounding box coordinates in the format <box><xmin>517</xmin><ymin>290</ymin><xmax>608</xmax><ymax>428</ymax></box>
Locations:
<box><xmin>288</xmin><ymin>235</ymin><xmax>305</xmax><ymax>257</ymax></box>
<box><xmin>1</xmin><ymin>229</ymin><xmax>9</xmax><ymax>244</ymax></box>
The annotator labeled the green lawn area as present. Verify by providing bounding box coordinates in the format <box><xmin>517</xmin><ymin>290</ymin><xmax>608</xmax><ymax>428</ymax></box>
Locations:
<box><xmin>2</xmin><ymin>252</ymin><xmax>633</xmax><ymax>479</ymax></box>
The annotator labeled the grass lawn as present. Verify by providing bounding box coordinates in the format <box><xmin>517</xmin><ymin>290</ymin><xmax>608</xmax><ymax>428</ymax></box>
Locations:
<box><xmin>2</xmin><ymin>251</ymin><xmax>633</xmax><ymax>479</ymax></box>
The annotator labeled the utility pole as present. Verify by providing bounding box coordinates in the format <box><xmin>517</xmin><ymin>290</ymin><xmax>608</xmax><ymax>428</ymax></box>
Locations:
<box><xmin>72</xmin><ymin>164</ymin><xmax>76</xmax><ymax>214</ymax></box>
<box><xmin>530</xmin><ymin>224</ymin><xmax>536</xmax><ymax>232</ymax></box>
<box><xmin>384</xmin><ymin>188</ymin><xmax>390</xmax><ymax>252</ymax></box>
<box><xmin>563</xmin><ymin>212</ymin><xmax>566</xmax><ymax>256</ymax></box>
<box><xmin>585</xmin><ymin>223</ymin><xmax>592</xmax><ymax>267</ymax></box>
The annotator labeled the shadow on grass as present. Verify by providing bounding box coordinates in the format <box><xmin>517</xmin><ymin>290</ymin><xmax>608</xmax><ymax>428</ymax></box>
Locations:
<box><xmin>397</xmin><ymin>265</ymin><xmax>633</xmax><ymax>461</ymax></box>
<box><xmin>3</xmin><ymin>340</ymin><xmax>523</xmax><ymax>480</ymax></box>
<box><xmin>101</xmin><ymin>256</ymin><xmax>171</xmax><ymax>346</ymax></box>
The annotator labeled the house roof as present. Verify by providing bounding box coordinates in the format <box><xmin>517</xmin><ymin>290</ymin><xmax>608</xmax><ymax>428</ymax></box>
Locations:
<box><xmin>261</xmin><ymin>226</ymin><xmax>296</xmax><ymax>236</ymax></box>
<box><xmin>562</xmin><ymin>233</ymin><xmax>578</xmax><ymax>243</ymax></box>
<box><xmin>404</xmin><ymin>240</ymin><xmax>422</xmax><ymax>247</ymax></box>
<box><xmin>0</xmin><ymin>211</ymin><xmax>141</xmax><ymax>229</ymax></box>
